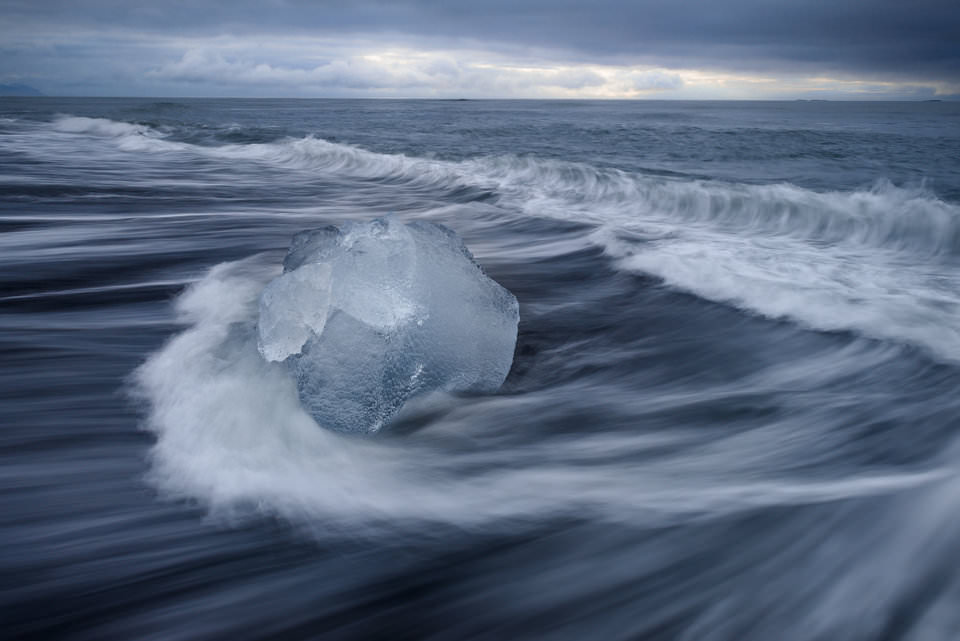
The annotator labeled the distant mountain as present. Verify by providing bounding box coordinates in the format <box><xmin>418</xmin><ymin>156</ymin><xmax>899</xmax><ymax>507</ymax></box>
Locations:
<box><xmin>0</xmin><ymin>84</ymin><xmax>44</xmax><ymax>96</ymax></box>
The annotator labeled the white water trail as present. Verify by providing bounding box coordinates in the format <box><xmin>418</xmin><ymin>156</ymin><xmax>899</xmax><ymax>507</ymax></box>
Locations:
<box><xmin>36</xmin><ymin>115</ymin><xmax>960</xmax><ymax>363</ymax></box>
<box><xmin>133</xmin><ymin>259</ymin><xmax>950</xmax><ymax>536</ymax></box>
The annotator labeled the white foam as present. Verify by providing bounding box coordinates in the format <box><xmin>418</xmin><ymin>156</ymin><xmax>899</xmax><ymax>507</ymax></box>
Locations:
<box><xmin>39</xmin><ymin>115</ymin><xmax>960</xmax><ymax>361</ymax></box>
<box><xmin>135</xmin><ymin>260</ymin><xmax>952</xmax><ymax>535</ymax></box>
<box><xmin>53</xmin><ymin>116</ymin><xmax>156</xmax><ymax>138</ymax></box>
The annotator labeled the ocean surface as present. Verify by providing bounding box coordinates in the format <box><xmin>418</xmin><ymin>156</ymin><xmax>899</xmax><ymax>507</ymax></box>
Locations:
<box><xmin>2</xmin><ymin>97</ymin><xmax>960</xmax><ymax>641</ymax></box>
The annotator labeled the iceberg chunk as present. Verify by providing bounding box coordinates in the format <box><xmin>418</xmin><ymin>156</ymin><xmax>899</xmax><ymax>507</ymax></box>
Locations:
<box><xmin>257</xmin><ymin>218</ymin><xmax>519</xmax><ymax>433</ymax></box>
<box><xmin>257</xmin><ymin>263</ymin><xmax>332</xmax><ymax>362</ymax></box>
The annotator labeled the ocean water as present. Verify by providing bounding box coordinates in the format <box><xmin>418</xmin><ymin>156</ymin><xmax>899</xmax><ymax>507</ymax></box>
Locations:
<box><xmin>3</xmin><ymin>97</ymin><xmax>960</xmax><ymax>641</ymax></box>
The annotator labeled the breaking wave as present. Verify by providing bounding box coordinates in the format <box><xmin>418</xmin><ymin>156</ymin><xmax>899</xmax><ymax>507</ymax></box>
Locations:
<box><xmin>40</xmin><ymin>115</ymin><xmax>960</xmax><ymax>363</ymax></box>
<box><xmin>11</xmin><ymin>98</ymin><xmax>960</xmax><ymax>641</ymax></box>
<box><xmin>133</xmin><ymin>257</ymin><xmax>951</xmax><ymax>534</ymax></box>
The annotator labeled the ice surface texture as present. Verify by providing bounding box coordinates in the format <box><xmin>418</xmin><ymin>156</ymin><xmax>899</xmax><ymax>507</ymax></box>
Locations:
<box><xmin>257</xmin><ymin>218</ymin><xmax>519</xmax><ymax>433</ymax></box>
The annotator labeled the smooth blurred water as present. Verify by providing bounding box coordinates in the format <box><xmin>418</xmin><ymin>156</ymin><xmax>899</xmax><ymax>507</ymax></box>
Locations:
<box><xmin>3</xmin><ymin>98</ymin><xmax>960</xmax><ymax>641</ymax></box>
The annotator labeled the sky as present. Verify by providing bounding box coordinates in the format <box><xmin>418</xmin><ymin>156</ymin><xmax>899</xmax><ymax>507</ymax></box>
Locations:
<box><xmin>1</xmin><ymin>0</ymin><xmax>958</xmax><ymax>99</ymax></box>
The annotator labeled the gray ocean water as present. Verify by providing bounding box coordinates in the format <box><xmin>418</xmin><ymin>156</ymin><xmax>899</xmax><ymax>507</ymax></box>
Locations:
<box><xmin>3</xmin><ymin>98</ymin><xmax>960</xmax><ymax>641</ymax></box>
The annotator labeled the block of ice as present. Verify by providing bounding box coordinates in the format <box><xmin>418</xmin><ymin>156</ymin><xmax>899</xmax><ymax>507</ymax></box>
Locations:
<box><xmin>257</xmin><ymin>263</ymin><xmax>332</xmax><ymax>362</ymax></box>
<box><xmin>257</xmin><ymin>218</ymin><xmax>519</xmax><ymax>433</ymax></box>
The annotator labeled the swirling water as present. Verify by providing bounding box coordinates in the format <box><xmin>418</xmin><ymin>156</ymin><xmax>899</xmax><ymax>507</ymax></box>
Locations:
<box><xmin>3</xmin><ymin>98</ymin><xmax>960</xmax><ymax>640</ymax></box>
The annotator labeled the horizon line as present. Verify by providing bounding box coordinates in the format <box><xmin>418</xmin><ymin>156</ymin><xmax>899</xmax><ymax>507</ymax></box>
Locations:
<box><xmin>2</xmin><ymin>95</ymin><xmax>957</xmax><ymax>102</ymax></box>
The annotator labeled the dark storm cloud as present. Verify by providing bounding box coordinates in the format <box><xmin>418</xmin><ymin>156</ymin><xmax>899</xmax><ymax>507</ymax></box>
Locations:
<box><xmin>2</xmin><ymin>0</ymin><xmax>958</xmax><ymax>97</ymax></box>
<box><xmin>3</xmin><ymin>0</ymin><xmax>959</xmax><ymax>80</ymax></box>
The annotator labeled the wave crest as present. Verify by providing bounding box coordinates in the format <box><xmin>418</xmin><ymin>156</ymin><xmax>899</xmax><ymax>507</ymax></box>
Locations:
<box><xmin>43</xmin><ymin>116</ymin><xmax>960</xmax><ymax>361</ymax></box>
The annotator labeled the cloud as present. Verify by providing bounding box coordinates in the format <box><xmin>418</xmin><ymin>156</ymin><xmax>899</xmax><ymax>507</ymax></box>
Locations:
<box><xmin>629</xmin><ymin>71</ymin><xmax>684</xmax><ymax>91</ymax></box>
<box><xmin>4</xmin><ymin>1</ymin><xmax>958</xmax><ymax>77</ymax></box>
<box><xmin>145</xmin><ymin>47</ymin><xmax>658</xmax><ymax>97</ymax></box>
<box><xmin>539</xmin><ymin>69</ymin><xmax>606</xmax><ymax>90</ymax></box>
<box><xmin>151</xmin><ymin>49</ymin><xmax>418</xmax><ymax>90</ymax></box>
<box><xmin>0</xmin><ymin>0</ymin><xmax>957</xmax><ymax>97</ymax></box>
